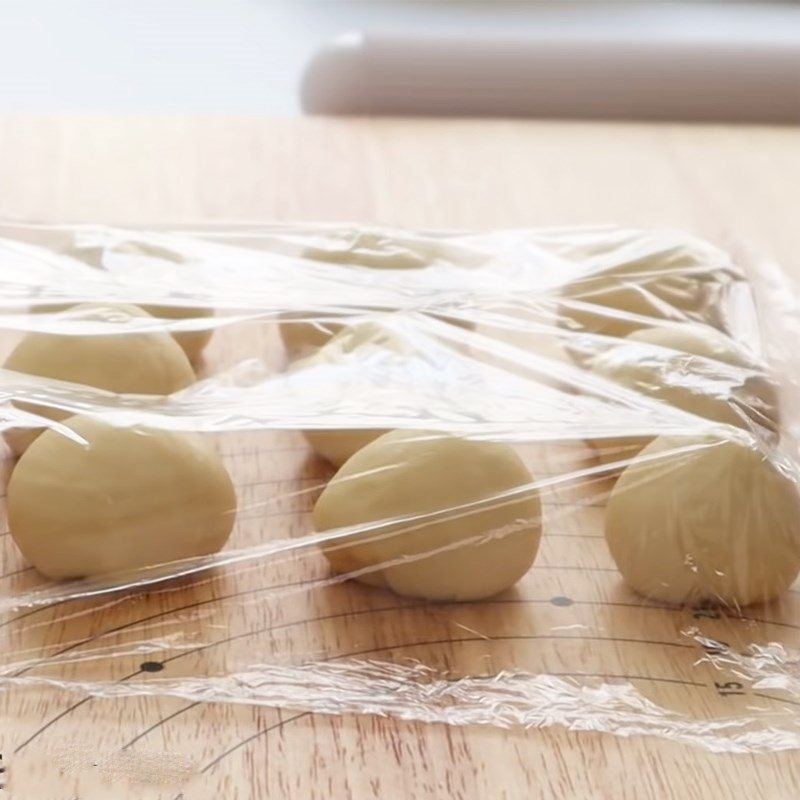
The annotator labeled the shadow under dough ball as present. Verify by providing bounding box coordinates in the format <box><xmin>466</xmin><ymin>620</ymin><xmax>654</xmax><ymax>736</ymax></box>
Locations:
<box><xmin>3</xmin><ymin>303</ymin><xmax>195</xmax><ymax>455</ymax></box>
<box><xmin>313</xmin><ymin>429</ymin><xmax>542</xmax><ymax>601</ymax></box>
<box><xmin>7</xmin><ymin>414</ymin><xmax>237</xmax><ymax>580</ymax></box>
<box><xmin>304</xmin><ymin>428</ymin><xmax>384</xmax><ymax>470</ymax></box>
<box><xmin>604</xmin><ymin>434</ymin><xmax>800</xmax><ymax>606</ymax></box>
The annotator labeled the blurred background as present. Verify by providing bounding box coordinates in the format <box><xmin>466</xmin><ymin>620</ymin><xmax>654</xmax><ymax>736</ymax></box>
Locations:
<box><xmin>1</xmin><ymin>0</ymin><xmax>798</xmax><ymax>118</ymax></box>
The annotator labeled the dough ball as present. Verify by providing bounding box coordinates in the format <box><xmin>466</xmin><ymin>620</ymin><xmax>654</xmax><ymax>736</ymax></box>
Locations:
<box><xmin>278</xmin><ymin>230</ymin><xmax>425</xmax><ymax>358</ymax></box>
<box><xmin>65</xmin><ymin>238</ymin><xmax>190</xmax><ymax>268</ymax></box>
<box><xmin>295</xmin><ymin>324</ymin><xmax>404</xmax><ymax>466</ymax></box>
<box><xmin>280</xmin><ymin>317</ymin><xmax>347</xmax><ymax>360</ymax></box>
<box><xmin>32</xmin><ymin>304</ymin><xmax>214</xmax><ymax>363</ymax></box>
<box><xmin>279</xmin><ymin>228</ymin><xmax>480</xmax><ymax>359</ymax></box>
<box><xmin>4</xmin><ymin>303</ymin><xmax>195</xmax><ymax>455</ymax></box>
<box><xmin>299</xmin><ymin>226</ymin><xmax>489</xmax><ymax>270</ymax></box>
<box><xmin>625</xmin><ymin>323</ymin><xmax>780</xmax><ymax>435</ymax></box>
<box><xmin>302</xmin><ymin>229</ymin><xmax>433</xmax><ymax>270</ymax></box>
<box><xmin>589</xmin><ymin>328</ymin><xmax>779</xmax><ymax>470</ymax></box>
<box><xmin>605</xmin><ymin>435</ymin><xmax>800</xmax><ymax>606</ymax></box>
<box><xmin>8</xmin><ymin>415</ymin><xmax>237</xmax><ymax>579</ymax></box>
<box><xmin>60</xmin><ymin>239</ymin><xmax>216</xmax><ymax>362</ymax></box>
<box><xmin>281</xmin><ymin>312</ymin><xmax>473</xmax><ymax>360</ymax></box>
<box><xmin>558</xmin><ymin>239</ymin><xmax>735</xmax><ymax>362</ymax></box>
<box><xmin>625</xmin><ymin>323</ymin><xmax>756</xmax><ymax>368</ymax></box>
<box><xmin>313</xmin><ymin>430</ymin><xmax>542</xmax><ymax>601</ymax></box>
<box><xmin>139</xmin><ymin>304</ymin><xmax>214</xmax><ymax>364</ymax></box>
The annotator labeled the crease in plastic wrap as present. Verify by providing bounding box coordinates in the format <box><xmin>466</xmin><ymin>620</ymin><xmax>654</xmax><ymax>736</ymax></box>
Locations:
<box><xmin>2</xmin><ymin>220</ymin><xmax>800</xmax><ymax>753</ymax></box>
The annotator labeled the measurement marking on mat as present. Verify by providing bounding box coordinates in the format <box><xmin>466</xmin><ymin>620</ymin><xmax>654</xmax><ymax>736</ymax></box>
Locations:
<box><xmin>0</xmin><ymin>566</ymin><xmax>34</xmax><ymax>580</ymax></box>
<box><xmin>26</xmin><ymin>624</ymin><xmax>698</xmax><ymax>755</ymax></box>
<box><xmin>12</xmin><ymin>595</ymin><xmax>800</xmax><ymax>755</ymax></box>
<box><xmin>183</xmin><ymin>659</ymin><xmax>800</xmax><ymax>787</ymax></box>
<box><xmin>550</xmin><ymin>595</ymin><xmax>574</xmax><ymax>607</ymax></box>
<box><xmin>180</xmin><ymin>667</ymin><xmax>713</xmax><ymax>786</ymax></box>
<box><xmin>714</xmin><ymin>681</ymin><xmax>746</xmax><ymax>697</ymax></box>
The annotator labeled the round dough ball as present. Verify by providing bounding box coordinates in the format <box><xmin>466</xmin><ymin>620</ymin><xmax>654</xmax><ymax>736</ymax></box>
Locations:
<box><xmin>280</xmin><ymin>317</ymin><xmax>347</xmax><ymax>360</ymax></box>
<box><xmin>295</xmin><ymin>324</ymin><xmax>405</xmax><ymax>466</ymax></box>
<box><xmin>588</xmin><ymin>328</ymin><xmax>779</xmax><ymax>470</ymax></box>
<box><xmin>605</xmin><ymin>435</ymin><xmax>800</xmax><ymax>606</ymax></box>
<box><xmin>279</xmin><ymin>228</ymin><xmax>480</xmax><ymax>359</ymax></box>
<box><xmin>625</xmin><ymin>323</ymin><xmax>756</xmax><ymax>368</ymax></box>
<box><xmin>4</xmin><ymin>303</ymin><xmax>195</xmax><ymax>455</ymax></box>
<box><xmin>281</xmin><ymin>311</ymin><xmax>473</xmax><ymax>361</ymax></box>
<box><xmin>302</xmin><ymin>229</ymin><xmax>435</xmax><ymax>270</ymax></box>
<box><xmin>313</xmin><ymin>430</ymin><xmax>542</xmax><ymax>601</ymax></box>
<box><xmin>30</xmin><ymin>304</ymin><xmax>214</xmax><ymax>362</ymax></box>
<box><xmin>139</xmin><ymin>304</ymin><xmax>214</xmax><ymax>364</ymax></box>
<box><xmin>8</xmin><ymin>415</ymin><xmax>237</xmax><ymax>579</ymax></box>
<box><xmin>60</xmin><ymin>239</ymin><xmax>216</xmax><ymax>362</ymax></box>
<box><xmin>278</xmin><ymin>231</ymin><xmax>425</xmax><ymax>358</ymax></box>
<box><xmin>298</xmin><ymin>226</ymin><xmax>489</xmax><ymax>271</ymax></box>
<box><xmin>65</xmin><ymin>238</ymin><xmax>190</xmax><ymax>268</ymax></box>
<box><xmin>558</xmin><ymin>239</ymin><xmax>735</xmax><ymax>363</ymax></box>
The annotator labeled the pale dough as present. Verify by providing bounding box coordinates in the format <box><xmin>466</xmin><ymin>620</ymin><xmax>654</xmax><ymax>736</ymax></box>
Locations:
<box><xmin>8</xmin><ymin>415</ymin><xmax>237</xmax><ymax>579</ymax></box>
<box><xmin>304</xmin><ymin>428</ymin><xmax>385</xmax><ymax>470</ymax></box>
<box><xmin>605</xmin><ymin>434</ymin><xmax>800</xmax><ymax>606</ymax></box>
<box><xmin>295</xmin><ymin>324</ymin><xmax>407</xmax><ymax>466</ymax></box>
<box><xmin>625</xmin><ymin>323</ymin><xmax>755</xmax><ymax>368</ymax></box>
<box><xmin>141</xmin><ymin>304</ymin><xmax>214</xmax><ymax>364</ymax></box>
<box><xmin>313</xmin><ymin>430</ymin><xmax>542</xmax><ymax>601</ymax></box>
<box><xmin>280</xmin><ymin>229</ymin><xmax>481</xmax><ymax>359</ymax></box>
<box><xmin>558</xmin><ymin>241</ymin><xmax>734</xmax><ymax>363</ymax></box>
<box><xmin>282</xmin><ymin>312</ymin><xmax>473</xmax><ymax>360</ymax></box>
<box><xmin>281</xmin><ymin>318</ymin><xmax>348</xmax><ymax>360</ymax></box>
<box><xmin>62</xmin><ymin>240</ymin><xmax>216</xmax><ymax>362</ymax></box>
<box><xmin>589</xmin><ymin>324</ymin><xmax>779</xmax><ymax>470</ymax></box>
<box><xmin>4</xmin><ymin>303</ymin><xmax>195</xmax><ymax>455</ymax></box>
<box><xmin>299</xmin><ymin>226</ymin><xmax>489</xmax><ymax>271</ymax></box>
<box><xmin>278</xmin><ymin>235</ymin><xmax>425</xmax><ymax>357</ymax></box>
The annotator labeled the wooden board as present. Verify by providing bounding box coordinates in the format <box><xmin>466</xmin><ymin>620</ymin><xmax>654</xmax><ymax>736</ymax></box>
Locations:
<box><xmin>1</xmin><ymin>116</ymin><xmax>800</xmax><ymax>799</ymax></box>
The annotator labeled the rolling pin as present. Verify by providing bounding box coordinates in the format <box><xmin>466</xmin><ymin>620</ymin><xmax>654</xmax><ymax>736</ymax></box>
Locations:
<box><xmin>302</xmin><ymin>31</ymin><xmax>800</xmax><ymax>122</ymax></box>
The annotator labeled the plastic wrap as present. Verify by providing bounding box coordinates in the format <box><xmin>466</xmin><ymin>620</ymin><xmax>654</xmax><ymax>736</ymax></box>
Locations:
<box><xmin>2</xmin><ymin>220</ymin><xmax>800</xmax><ymax>764</ymax></box>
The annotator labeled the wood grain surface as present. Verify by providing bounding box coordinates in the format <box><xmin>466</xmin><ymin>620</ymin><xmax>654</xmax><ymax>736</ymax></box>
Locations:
<box><xmin>1</xmin><ymin>116</ymin><xmax>800</xmax><ymax>799</ymax></box>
